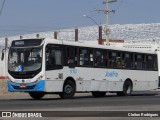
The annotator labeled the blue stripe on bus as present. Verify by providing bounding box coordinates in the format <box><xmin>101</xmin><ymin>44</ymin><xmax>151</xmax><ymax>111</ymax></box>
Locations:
<box><xmin>7</xmin><ymin>80</ymin><xmax>45</xmax><ymax>92</ymax></box>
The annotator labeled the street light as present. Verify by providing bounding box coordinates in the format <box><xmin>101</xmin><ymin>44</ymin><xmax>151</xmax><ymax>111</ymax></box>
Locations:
<box><xmin>83</xmin><ymin>14</ymin><xmax>100</xmax><ymax>26</ymax></box>
<box><xmin>83</xmin><ymin>14</ymin><xmax>106</xmax><ymax>35</ymax></box>
<box><xmin>83</xmin><ymin>14</ymin><xmax>108</xmax><ymax>45</ymax></box>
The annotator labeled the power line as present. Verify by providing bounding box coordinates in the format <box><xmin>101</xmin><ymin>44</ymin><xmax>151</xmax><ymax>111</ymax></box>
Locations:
<box><xmin>0</xmin><ymin>0</ymin><xmax>6</xmax><ymax>15</ymax></box>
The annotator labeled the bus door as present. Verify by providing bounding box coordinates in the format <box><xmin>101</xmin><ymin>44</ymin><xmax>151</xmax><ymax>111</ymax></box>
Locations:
<box><xmin>45</xmin><ymin>44</ymin><xmax>63</xmax><ymax>92</ymax></box>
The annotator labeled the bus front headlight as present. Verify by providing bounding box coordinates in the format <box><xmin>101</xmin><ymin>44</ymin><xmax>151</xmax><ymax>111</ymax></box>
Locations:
<box><xmin>36</xmin><ymin>75</ymin><xmax>44</xmax><ymax>81</ymax></box>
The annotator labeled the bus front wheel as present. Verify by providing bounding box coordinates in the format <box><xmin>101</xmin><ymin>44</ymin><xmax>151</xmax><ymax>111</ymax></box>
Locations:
<box><xmin>91</xmin><ymin>91</ymin><xmax>106</xmax><ymax>98</ymax></box>
<box><xmin>29</xmin><ymin>92</ymin><xmax>45</xmax><ymax>100</ymax></box>
<box><xmin>59</xmin><ymin>80</ymin><xmax>76</xmax><ymax>99</ymax></box>
<box><xmin>117</xmin><ymin>80</ymin><xmax>133</xmax><ymax>96</ymax></box>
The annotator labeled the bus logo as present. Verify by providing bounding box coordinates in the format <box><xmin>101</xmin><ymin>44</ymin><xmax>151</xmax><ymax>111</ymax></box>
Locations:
<box><xmin>2</xmin><ymin>112</ymin><xmax>11</xmax><ymax>117</ymax></box>
<box><xmin>18</xmin><ymin>65</ymin><xmax>23</xmax><ymax>72</ymax></box>
<box><xmin>105</xmin><ymin>71</ymin><xmax>118</xmax><ymax>77</ymax></box>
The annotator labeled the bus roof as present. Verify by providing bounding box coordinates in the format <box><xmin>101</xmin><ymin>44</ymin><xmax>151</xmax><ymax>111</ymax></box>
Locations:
<box><xmin>44</xmin><ymin>38</ymin><xmax>157</xmax><ymax>54</ymax></box>
<box><xmin>11</xmin><ymin>38</ymin><xmax>157</xmax><ymax>54</ymax></box>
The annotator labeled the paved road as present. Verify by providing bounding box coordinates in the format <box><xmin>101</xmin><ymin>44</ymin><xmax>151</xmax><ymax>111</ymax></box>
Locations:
<box><xmin>0</xmin><ymin>91</ymin><xmax>160</xmax><ymax>120</ymax></box>
<box><xmin>0</xmin><ymin>91</ymin><xmax>160</xmax><ymax>111</ymax></box>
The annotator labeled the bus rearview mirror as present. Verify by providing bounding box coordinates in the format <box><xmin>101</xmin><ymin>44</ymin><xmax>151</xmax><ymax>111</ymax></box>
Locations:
<box><xmin>1</xmin><ymin>52</ymin><xmax>4</xmax><ymax>61</ymax></box>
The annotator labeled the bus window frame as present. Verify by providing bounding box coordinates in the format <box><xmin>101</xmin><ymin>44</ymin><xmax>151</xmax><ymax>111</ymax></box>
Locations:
<box><xmin>78</xmin><ymin>47</ymin><xmax>94</xmax><ymax>67</ymax></box>
<box><xmin>44</xmin><ymin>44</ymin><xmax>158</xmax><ymax>71</ymax></box>
<box><xmin>64</xmin><ymin>45</ymin><xmax>77</xmax><ymax>68</ymax></box>
<box><xmin>45</xmin><ymin>44</ymin><xmax>63</xmax><ymax>71</ymax></box>
<box><xmin>94</xmin><ymin>49</ymin><xmax>108</xmax><ymax>68</ymax></box>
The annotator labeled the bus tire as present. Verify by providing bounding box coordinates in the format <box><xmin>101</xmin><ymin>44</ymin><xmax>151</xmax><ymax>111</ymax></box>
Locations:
<box><xmin>91</xmin><ymin>91</ymin><xmax>106</xmax><ymax>98</ymax></box>
<box><xmin>29</xmin><ymin>92</ymin><xmax>45</xmax><ymax>100</ymax></box>
<box><xmin>117</xmin><ymin>80</ymin><xmax>133</xmax><ymax>96</ymax></box>
<box><xmin>59</xmin><ymin>80</ymin><xmax>76</xmax><ymax>99</ymax></box>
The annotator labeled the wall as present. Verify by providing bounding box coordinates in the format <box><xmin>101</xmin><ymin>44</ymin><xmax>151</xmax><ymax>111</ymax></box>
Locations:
<box><xmin>0</xmin><ymin>49</ymin><xmax>8</xmax><ymax>94</ymax></box>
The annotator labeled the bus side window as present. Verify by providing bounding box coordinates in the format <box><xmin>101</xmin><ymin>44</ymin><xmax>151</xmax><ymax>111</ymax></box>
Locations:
<box><xmin>48</xmin><ymin>50</ymin><xmax>55</xmax><ymax>65</ymax></box>
<box><xmin>46</xmin><ymin>44</ymin><xmax>62</xmax><ymax>70</ymax></box>
<box><xmin>83</xmin><ymin>54</ymin><xmax>90</xmax><ymax>66</ymax></box>
<box><xmin>94</xmin><ymin>51</ymin><xmax>100</xmax><ymax>66</ymax></box>
<box><xmin>116</xmin><ymin>57</ymin><xmax>121</xmax><ymax>68</ymax></box>
<box><xmin>66</xmin><ymin>47</ymin><xmax>74</xmax><ymax>64</ymax></box>
<box><xmin>75</xmin><ymin>48</ymin><xmax>78</xmax><ymax>65</ymax></box>
<box><xmin>79</xmin><ymin>49</ymin><xmax>86</xmax><ymax>66</ymax></box>
<box><xmin>65</xmin><ymin>46</ymin><xmax>78</xmax><ymax>67</ymax></box>
<box><xmin>154</xmin><ymin>55</ymin><xmax>158</xmax><ymax>70</ymax></box>
<box><xmin>111</xmin><ymin>52</ymin><xmax>117</xmax><ymax>68</ymax></box>
<box><xmin>94</xmin><ymin>50</ymin><xmax>105</xmax><ymax>67</ymax></box>
<box><xmin>104</xmin><ymin>51</ymin><xmax>108</xmax><ymax>68</ymax></box>
<box><xmin>80</xmin><ymin>54</ymin><xmax>84</xmax><ymax>65</ymax></box>
<box><xmin>79</xmin><ymin>48</ymin><xmax>93</xmax><ymax>66</ymax></box>
<box><xmin>146</xmin><ymin>55</ymin><xmax>157</xmax><ymax>70</ymax></box>
<box><xmin>115</xmin><ymin>52</ymin><xmax>122</xmax><ymax>68</ymax></box>
<box><xmin>124</xmin><ymin>53</ymin><xmax>132</xmax><ymax>69</ymax></box>
<box><xmin>107</xmin><ymin>51</ymin><xmax>112</xmax><ymax>68</ymax></box>
<box><xmin>135</xmin><ymin>54</ymin><xmax>143</xmax><ymax>70</ymax></box>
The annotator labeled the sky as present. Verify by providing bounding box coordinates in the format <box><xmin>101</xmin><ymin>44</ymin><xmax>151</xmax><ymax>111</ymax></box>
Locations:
<box><xmin>0</xmin><ymin>0</ymin><xmax>160</xmax><ymax>38</ymax></box>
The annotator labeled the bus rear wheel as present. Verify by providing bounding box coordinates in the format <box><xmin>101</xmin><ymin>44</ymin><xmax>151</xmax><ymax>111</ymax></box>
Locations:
<box><xmin>29</xmin><ymin>92</ymin><xmax>45</xmax><ymax>100</ymax></box>
<box><xmin>59</xmin><ymin>80</ymin><xmax>76</xmax><ymax>99</ymax></box>
<box><xmin>91</xmin><ymin>91</ymin><xmax>106</xmax><ymax>98</ymax></box>
<box><xmin>117</xmin><ymin>80</ymin><xmax>133</xmax><ymax>96</ymax></box>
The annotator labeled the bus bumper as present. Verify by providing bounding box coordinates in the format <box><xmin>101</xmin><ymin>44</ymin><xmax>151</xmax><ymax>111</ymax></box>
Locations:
<box><xmin>7</xmin><ymin>80</ymin><xmax>45</xmax><ymax>92</ymax></box>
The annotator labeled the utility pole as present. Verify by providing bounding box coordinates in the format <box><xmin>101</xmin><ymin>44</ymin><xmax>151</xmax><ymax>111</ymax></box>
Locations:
<box><xmin>95</xmin><ymin>0</ymin><xmax>117</xmax><ymax>45</ymax></box>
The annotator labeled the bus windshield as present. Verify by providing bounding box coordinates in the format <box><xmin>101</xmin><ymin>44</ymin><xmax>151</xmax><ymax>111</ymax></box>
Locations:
<box><xmin>8</xmin><ymin>46</ymin><xmax>42</xmax><ymax>72</ymax></box>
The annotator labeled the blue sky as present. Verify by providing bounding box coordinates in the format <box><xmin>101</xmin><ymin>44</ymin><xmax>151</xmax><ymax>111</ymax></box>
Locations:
<box><xmin>0</xmin><ymin>0</ymin><xmax>160</xmax><ymax>38</ymax></box>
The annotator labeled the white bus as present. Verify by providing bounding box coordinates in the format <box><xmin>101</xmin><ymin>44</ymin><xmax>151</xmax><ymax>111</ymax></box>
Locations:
<box><xmin>113</xmin><ymin>42</ymin><xmax>160</xmax><ymax>87</ymax></box>
<box><xmin>3</xmin><ymin>38</ymin><xmax>159</xmax><ymax>99</ymax></box>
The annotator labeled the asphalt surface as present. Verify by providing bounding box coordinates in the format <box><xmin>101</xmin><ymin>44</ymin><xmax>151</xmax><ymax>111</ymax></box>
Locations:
<box><xmin>0</xmin><ymin>91</ymin><xmax>160</xmax><ymax>120</ymax></box>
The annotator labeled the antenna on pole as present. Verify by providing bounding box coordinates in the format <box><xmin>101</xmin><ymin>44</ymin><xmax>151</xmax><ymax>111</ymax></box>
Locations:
<box><xmin>95</xmin><ymin>0</ymin><xmax>117</xmax><ymax>45</ymax></box>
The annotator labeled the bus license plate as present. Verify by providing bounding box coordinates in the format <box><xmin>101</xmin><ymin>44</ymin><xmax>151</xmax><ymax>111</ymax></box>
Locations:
<box><xmin>19</xmin><ymin>83</ymin><xmax>26</xmax><ymax>88</ymax></box>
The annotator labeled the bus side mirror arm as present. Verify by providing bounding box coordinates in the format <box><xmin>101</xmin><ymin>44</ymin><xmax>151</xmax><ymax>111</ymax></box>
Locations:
<box><xmin>1</xmin><ymin>49</ymin><xmax>5</xmax><ymax>61</ymax></box>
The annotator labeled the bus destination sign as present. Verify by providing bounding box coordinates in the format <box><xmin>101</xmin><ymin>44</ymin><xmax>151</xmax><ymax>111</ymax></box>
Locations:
<box><xmin>11</xmin><ymin>39</ymin><xmax>43</xmax><ymax>47</ymax></box>
<box><xmin>15</xmin><ymin>41</ymin><xmax>24</xmax><ymax>46</ymax></box>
